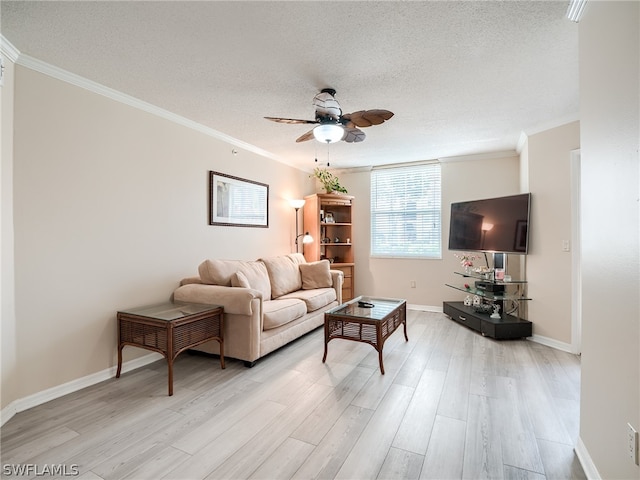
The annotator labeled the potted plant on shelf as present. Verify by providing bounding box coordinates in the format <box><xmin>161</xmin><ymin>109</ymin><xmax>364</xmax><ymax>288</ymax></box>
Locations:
<box><xmin>311</xmin><ymin>167</ymin><xmax>348</xmax><ymax>194</ymax></box>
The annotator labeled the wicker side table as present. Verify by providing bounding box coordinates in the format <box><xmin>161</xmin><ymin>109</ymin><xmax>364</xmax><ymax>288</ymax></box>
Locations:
<box><xmin>116</xmin><ymin>301</ymin><xmax>224</xmax><ymax>395</ymax></box>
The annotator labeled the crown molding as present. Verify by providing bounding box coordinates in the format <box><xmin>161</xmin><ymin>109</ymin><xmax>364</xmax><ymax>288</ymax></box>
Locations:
<box><xmin>8</xmin><ymin>45</ymin><xmax>285</xmax><ymax>164</ymax></box>
<box><xmin>0</xmin><ymin>35</ymin><xmax>20</xmax><ymax>62</ymax></box>
<box><xmin>438</xmin><ymin>150</ymin><xmax>518</xmax><ymax>164</ymax></box>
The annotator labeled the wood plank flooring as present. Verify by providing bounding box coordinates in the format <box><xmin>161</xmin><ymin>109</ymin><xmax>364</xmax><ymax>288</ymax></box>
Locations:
<box><xmin>1</xmin><ymin>310</ymin><xmax>586</xmax><ymax>480</ymax></box>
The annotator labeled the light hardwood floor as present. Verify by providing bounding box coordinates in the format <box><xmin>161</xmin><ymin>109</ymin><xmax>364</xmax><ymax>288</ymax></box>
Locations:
<box><xmin>1</xmin><ymin>310</ymin><xmax>586</xmax><ymax>480</ymax></box>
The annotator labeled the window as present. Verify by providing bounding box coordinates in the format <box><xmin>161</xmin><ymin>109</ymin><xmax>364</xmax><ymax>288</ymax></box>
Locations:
<box><xmin>371</xmin><ymin>163</ymin><xmax>442</xmax><ymax>258</ymax></box>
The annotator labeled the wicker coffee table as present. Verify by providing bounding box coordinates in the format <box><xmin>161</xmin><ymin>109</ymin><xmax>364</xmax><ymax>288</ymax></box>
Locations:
<box><xmin>116</xmin><ymin>301</ymin><xmax>224</xmax><ymax>395</ymax></box>
<box><xmin>323</xmin><ymin>296</ymin><xmax>407</xmax><ymax>374</ymax></box>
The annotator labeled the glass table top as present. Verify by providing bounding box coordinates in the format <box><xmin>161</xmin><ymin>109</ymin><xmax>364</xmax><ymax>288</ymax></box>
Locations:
<box><xmin>118</xmin><ymin>301</ymin><xmax>221</xmax><ymax>321</ymax></box>
<box><xmin>326</xmin><ymin>296</ymin><xmax>405</xmax><ymax>321</ymax></box>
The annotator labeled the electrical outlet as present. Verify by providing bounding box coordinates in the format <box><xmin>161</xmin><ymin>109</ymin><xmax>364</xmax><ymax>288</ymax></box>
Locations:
<box><xmin>628</xmin><ymin>423</ymin><xmax>639</xmax><ymax>465</ymax></box>
<box><xmin>410</xmin><ymin>280</ymin><xmax>416</xmax><ymax>288</ymax></box>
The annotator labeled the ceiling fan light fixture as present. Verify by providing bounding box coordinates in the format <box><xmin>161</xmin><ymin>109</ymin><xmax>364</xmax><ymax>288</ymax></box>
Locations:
<box><xmin>313</xmin><ymin>124</ymin><xmax>344</xmax><ymax>144</ymax></box>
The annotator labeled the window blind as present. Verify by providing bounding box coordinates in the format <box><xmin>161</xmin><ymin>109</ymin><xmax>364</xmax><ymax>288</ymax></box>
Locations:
<box><xmin>370</xmin><ymin>163</ymin><xmax>442</xmax><ymax>258</ymax></box>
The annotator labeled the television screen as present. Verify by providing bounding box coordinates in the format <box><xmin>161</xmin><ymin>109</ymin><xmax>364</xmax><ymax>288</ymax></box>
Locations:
<box><xmin>448</xmin><ymin>193</ymin><xmax>531</xmax><ymax>254</ymax></box>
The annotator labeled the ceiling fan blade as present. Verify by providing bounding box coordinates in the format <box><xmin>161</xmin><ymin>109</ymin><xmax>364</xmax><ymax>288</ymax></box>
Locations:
<box><xmin>295</xmin><ymin>129</ymin><xmax>316</xmax><ymax>143</ymax></box>
<box><xmin>342</xmin><ymin>109</ymin><xmax>394</xmax><ymax>128</ymax></box>
<box><xmin>343</xmin><ymin>128</ymin><xmax>366</xmax><ymax>143</ymax></box>
<box><xmin>264</xmin><ymin>116</ymin><xmax>318</xmax><ymax>125</ymax></box>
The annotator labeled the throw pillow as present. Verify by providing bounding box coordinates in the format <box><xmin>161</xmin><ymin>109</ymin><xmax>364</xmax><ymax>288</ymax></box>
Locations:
<box><xmin>231</xmin><ymin>271</ymin><xmax>251</xmax><ymax>288</ymax></box>
<box><xmin>300</xmin><ymin>260</ymin><xmax>333</xmax><ymax>289</ymax></box>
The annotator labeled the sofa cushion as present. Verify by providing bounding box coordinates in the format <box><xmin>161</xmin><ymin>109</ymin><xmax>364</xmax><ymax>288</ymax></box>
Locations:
<box><xmin>199</xmin><ymin>260</ymin><xmax>271</xmax><ymax>300</ymax></box>
<box><xmin>280</xmin><ymin>287</ymin><xmax>337</xmax><ymax>313</ymax></box>
<box><xmin>262</xmin><ymin>298</ymin><xmax>306</xmax><ymax>330</ymax></box>
<box><xmin>231</xmin><ymin>271</ymin><xmax>251</xmax><ymax>288</ymax></box>
<box><xmin>236</xmin><ymin>262</ymin><xmax>271</xmax><ymax>300</ymax></box>
<box><xmin>287</xmin><ymin>253</ymin><xmax>307</xmax><ymax>265</ymax></box>
<box><xmin>199</xmin><ymin>259</ymin><xmax>247</xmax><ymax>285</ymax></box>
<box><xmin>299</xmin><ymin>260</ymin><xmax>333</xmax><ymax>289</ymax></box>
<box><xmin>260</xmin><ymin>255</ymin><xmax>303</xmax><ymax>298</ymax></box>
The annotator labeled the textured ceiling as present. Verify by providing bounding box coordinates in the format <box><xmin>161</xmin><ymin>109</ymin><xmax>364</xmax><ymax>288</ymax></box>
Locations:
<box><xmin>1</xmin><ymin>1</ymin><xmax>579</xmax><ymax>170</ymax></box>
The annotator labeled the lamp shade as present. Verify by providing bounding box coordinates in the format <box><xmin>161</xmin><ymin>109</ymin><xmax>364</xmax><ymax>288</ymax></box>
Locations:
<box><xmin>302</xmin><ymin>233</ymin><xmax>313</xmax><ymax>244</ymax></box>
<box><xmin>289</xmin><ymin>199</ymin><xmax>305</xmax><ymax>209</ymax></box>
<box><xmin>313</xmin><ymin>124</ymin><xmax>344</xmax><ymax>144</ymax></box>
<box><xmin>482</xmin><ymin>222</ymin><xmax>494</xmax><ymax>232</ymax></box>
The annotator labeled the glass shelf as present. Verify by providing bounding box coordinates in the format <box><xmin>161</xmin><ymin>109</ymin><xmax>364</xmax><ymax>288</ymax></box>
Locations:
<box><xmin>454</xmin><ymin>271</ymin><xmax>527</xmax><ymax>284</ymax></box>
<box><xmin>445</xmin><ymin>283</ymin><xmax>532</xmax><ymax>302</ymax></box>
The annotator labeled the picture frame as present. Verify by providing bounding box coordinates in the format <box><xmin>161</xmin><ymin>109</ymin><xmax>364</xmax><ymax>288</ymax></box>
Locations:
<box><xmin>324</xmin><ymin>212</ymin><xmax>335</xmax><ymax>223</ymax></box>
<box><xmin>209</xmin><ymin>171</ymin><xmax>269</xmax><ymax>228</ymax></box>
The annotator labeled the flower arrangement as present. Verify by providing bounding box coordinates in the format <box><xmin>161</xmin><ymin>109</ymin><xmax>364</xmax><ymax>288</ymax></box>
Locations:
<box><xmin>454</xmin><ymin>252</ymin><xmax>479</xmax><ymax>269</ymax></box>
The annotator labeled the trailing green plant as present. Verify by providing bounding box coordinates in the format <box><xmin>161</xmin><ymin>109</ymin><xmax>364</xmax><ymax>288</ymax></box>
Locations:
<box><xmin>311</xmin><ymin>167</ymin><xmax>348</xmax><ymax>194</ymax></box>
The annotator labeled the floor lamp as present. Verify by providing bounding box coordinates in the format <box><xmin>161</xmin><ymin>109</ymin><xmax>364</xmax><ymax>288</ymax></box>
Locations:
<box><xmin>290</xmin><ymin>199</ymin><xmax>313</xmax><ymax>253</ymax></box>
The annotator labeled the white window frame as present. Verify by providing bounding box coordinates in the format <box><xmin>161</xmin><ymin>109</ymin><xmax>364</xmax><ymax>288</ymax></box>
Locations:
<box><xmin>370</xmin><ymin>162</ymin><xmax>442</xmax><ymax>259</ymax></box>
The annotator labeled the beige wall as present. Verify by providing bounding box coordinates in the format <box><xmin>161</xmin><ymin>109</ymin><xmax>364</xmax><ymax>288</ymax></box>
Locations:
<box><xmin>1</xmin><ymin>51</ymin><xmax>18</xmax><ymax>411</ymax></box>
<box><xmin>525</xmin><ymin>121</ymin><xmax>580</xmax><ymax>345</ymax></box>
<box><xmin>5</xmin><ymin>65</ymin><xmax>312</xmax><ymax>407</ymax></box>
<box><xmin>339</xmin><ymin>153</ymin><xmax>521</xmax><ymax>307</ymax></box>
<box><xmin>578</xmin><ymin>2</ymin><xmax>639</xmax><ymax>478</ymax></box>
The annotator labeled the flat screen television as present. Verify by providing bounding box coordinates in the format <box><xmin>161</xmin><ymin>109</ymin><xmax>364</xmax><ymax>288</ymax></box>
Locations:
<box><xmin>448</xmin><ymin>193</ymin><xmax>531</xmax><ymax>254</ymax></box>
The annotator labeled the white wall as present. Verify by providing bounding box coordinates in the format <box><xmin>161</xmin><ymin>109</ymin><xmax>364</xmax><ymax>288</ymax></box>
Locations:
<box><xmin>4</xmin><ymin>65</ymin><xmax>312</xmax><ymax>408</ymax></box>
<box><xmin>578</xmin><ymin>2</ymin><xmax>640</xmax><ymax>479</ymax></box>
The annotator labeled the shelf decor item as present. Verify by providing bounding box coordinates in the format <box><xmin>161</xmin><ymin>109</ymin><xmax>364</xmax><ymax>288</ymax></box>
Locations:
<box><xmin>311</xmin><ymin>168</ymin><xmax>348</xmax><ymax>194</ymax></box>
<box><xmin>454</xmin><ymin>252</ymin><xmax>479</xmax><ymax>273</ymax></box>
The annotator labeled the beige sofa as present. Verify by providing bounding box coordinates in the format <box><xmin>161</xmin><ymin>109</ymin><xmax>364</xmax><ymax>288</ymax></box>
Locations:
<box><xmin>173</xmin><ymin>253</ymin><xmax>343</xmax><ymax>366</ymax></box>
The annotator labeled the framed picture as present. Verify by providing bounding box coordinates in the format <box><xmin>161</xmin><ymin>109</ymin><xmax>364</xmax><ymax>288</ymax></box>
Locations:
<box><xmin>324</xmin><ymin>212</ymin><xmax>335</xmax><ymax>223</ymax></box>
<box><xmin>209</xmin><ymin>171</ymin><xmax>269</xmax><ymax>227</ymax></box>
<box><xmin>514</xmin><ymin>220</ymin><xmax>528</xmax><ymax>252</ymax></box>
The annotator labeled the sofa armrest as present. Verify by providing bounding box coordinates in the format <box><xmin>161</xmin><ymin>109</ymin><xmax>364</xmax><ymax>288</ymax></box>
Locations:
<box><xmin>330</xmin><ymin>269</ymin><xmax>344</xmax><ymax>305</ymax></box>
<box><xmin>173</xmin><ymin>283</ymin><xmax>262</xmax><ymax>316</ymax></box>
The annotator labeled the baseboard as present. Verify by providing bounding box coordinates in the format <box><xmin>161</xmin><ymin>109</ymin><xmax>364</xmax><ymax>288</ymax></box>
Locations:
<box><xmin>529</xmin><ymin>333</ymin><xmax>574</xmax><ymax>353</ymax></box>
<box><xmin>0</xmin><ymin>352</ymin><xmax>162</xmax><ymax>427</ymax></box>
<box><xmin>575</xmin><ymin>436</ymin><xmax>602</xmax><ymax>480</ymax></box>
<box><xmin>407</xmin><ymin>304</ymin><xmax>443</xmax><ymax>313</ymax></box>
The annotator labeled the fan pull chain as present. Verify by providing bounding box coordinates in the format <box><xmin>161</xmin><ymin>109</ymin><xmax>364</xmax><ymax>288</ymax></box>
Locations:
<box><xmin>326</xmin><ymin>141</ymin><xmax>330</xmax><ymax>167</ymax></box>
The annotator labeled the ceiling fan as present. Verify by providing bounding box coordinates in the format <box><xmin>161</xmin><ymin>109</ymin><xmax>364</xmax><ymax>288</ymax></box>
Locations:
<box><xmin>265</xmin><ymin>88</ymin><xmax>394</xmax><ymax>144</ymax></box>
